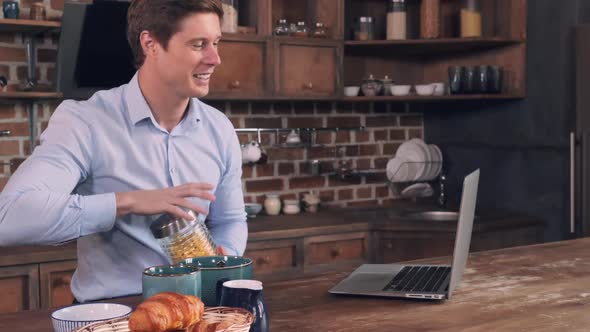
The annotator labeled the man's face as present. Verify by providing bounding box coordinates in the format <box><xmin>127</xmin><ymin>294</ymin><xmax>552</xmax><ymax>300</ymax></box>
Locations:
<box><xmin>151</xmin><ymin>12</ymin><xmax>222</xmax><ymax>98</ymax></box>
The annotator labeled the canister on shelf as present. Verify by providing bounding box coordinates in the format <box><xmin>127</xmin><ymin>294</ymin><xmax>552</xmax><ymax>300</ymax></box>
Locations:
<box><xmin>420</xmin><ymin>0</ymin><xmax>440</xmax><ymax>39</ymax></box>
<box><xmin>311</xmin><ymin>22</ymin><xmax>328</xmax><ymax>38</ymax></box>
<box><xmin>355</xmin><ymin>16</ymin><xmax>374</xmax><ymax>41</ymax></box>
<box><xmin>274</xmin><ymin>18</ymin><xmax>290</xmax><ymax>36</ymax></box>
<box><xmin>293</xmin><ymin>21</ymin><xmax>309</xmax><ymax>37</ymax></box>
<box><xmin>461</xmin><ymin>0</ymin><xmax>482</xmax><ymax>38</ymax></box>
<box><xmin>221</xmin><ymin>0</ymin><xmax>238</xmax><ymax>33</ymax></box>
<box><xmin>150</xmin><ymin>210</ymin><xmax>217</xmax><ymax>264</ymax></box>
<box><xmin>387</xmin><ymin>0</ymin><xmax>407</xmax><ymax>40</ymax></box>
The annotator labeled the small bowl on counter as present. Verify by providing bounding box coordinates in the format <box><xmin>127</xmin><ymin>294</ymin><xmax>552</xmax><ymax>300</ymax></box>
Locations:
<box><xmin>245</xmin><ymin>203</ymin><xmax>263</xmax><ymax>218</ymax></box>
<box><xmin>51</xmin><ymin>303</ymin><xmax>132</xmax><ymax>332</ymax></box>
<box><xmin>282</xmin><ymin>200</ymin><xmax>301</xmax><ymax>215</ymax></box>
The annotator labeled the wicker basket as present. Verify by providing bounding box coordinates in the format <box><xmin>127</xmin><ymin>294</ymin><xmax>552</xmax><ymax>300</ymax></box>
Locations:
<box><xmin>73</xmin><ymin>307</ymin><xmax>254</xmax><ymax>332</ymax></box>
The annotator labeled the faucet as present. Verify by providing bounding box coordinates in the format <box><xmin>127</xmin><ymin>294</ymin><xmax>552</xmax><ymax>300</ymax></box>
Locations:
<box><xmin>438</xmin><ymin>173</ymin><xmax>446</xmax><ymax>208</ymax></box>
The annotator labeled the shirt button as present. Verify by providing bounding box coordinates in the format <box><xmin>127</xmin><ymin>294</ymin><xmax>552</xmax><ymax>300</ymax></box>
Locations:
<box><xmin>170</xmin><ymin>168</ymin><xmax>176</xmax><ymax>174</ymax></box>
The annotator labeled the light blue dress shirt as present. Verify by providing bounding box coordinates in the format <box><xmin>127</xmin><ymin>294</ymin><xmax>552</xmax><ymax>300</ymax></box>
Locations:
<box><xmin>0</xmin><ymin>73</ymin><xmax>247</xmax><ymax>302</ymax></box>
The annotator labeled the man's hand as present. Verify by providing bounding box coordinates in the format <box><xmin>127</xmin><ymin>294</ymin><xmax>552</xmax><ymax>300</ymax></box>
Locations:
<box><xmin>115</xmin><ymin>183</ymin><xmax>216</xmax><ymax>220</ymax></box>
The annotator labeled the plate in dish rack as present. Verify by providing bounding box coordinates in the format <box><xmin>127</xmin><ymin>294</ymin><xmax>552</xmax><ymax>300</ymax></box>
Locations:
<box><xmin>73</xmin><ymin>306</ymin><xmax>254</xmax><ymax>332</ymax></box>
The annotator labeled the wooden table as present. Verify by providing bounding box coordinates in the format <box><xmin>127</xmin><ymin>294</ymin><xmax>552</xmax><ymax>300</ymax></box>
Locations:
<box><xmin>1</xmin><ymin>238</ymin><xmax>589</xmax><ymax>332</ymax></box>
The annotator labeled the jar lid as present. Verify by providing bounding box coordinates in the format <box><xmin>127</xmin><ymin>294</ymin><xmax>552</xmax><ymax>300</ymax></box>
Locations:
<box><xmin>149</xmin><ymin>210</ymin><xmax>198</xmax><ymax>239</ymax></box>
<box><xmin>359</xmin><ymin>16</ymin><xmax>373</xmax><ymax>23</ymax></box>
<box><xmin>297</xmin><ymin>21</ymin><xmax>306</xmax><ymax>26</ymax></box>
<box><xmin>278</xmin><ymin>18</ymin><xmax>287</xmax><ymax>23</ymax></box>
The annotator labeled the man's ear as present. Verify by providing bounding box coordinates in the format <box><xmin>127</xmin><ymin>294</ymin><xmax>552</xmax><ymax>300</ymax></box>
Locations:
<box><xmin>139</xmin><ymin>30</ymin><xmax>158</xmax><ymax>56</ymax></box>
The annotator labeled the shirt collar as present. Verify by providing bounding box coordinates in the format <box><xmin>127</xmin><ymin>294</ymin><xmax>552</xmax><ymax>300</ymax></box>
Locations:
<box><xmin>124</xmin><ymin>72</ymin><xmax>202</xmax><ymax>130</ymax></box>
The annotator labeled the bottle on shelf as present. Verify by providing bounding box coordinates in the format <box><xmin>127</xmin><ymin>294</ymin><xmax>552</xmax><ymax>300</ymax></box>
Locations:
<box><xmin>354</xmin><ymin>16</ymin><xmax>374</xmax><ymax>41</ymax></box>
<box><xmin>386</xmin><ymin>0</ymin><xmax>407</xmax><ymax>40</ymax></box>
<box><xmin>274</xmin><ymin>19</ymin><xmax>290</xmax><ymax>36</ymax></box>
<box><xmin>460</xmin><ymin>0</ymin><xmax>482</xmax><ymax>38</ymax></box>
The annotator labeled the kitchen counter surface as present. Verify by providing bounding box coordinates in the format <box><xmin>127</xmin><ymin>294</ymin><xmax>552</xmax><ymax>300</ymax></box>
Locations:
<box><xmin>1</xmin><ymin>237</ymin><xmax>588</xmax><ymax>331</ymax></box>
<box><xmin>0</xmin><ymin>206</ymin><xmax>543</xmax><ymax>267</ymax></box>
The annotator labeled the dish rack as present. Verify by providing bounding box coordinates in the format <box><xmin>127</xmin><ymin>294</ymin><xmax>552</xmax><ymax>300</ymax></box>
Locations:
<box><xmin>73</xmin><ymin>307</ymin><xmax>254</xmax><ymax>332</ymax></box>
<box><xmin>387</xmin><ymin>160</ymin><xmax>444</xmax><ymax>199</ymax></box>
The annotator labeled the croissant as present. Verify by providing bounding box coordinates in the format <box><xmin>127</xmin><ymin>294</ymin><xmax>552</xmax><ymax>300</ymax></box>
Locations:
<box><xmin>128</xmin><ymin>292</ymin><xmax>205</xmax><ymax>332</ymax></box>
<box><xmin>188</xmin><ymin>320</ymin><xmax>233</xmax><ymax>332</ymax></box>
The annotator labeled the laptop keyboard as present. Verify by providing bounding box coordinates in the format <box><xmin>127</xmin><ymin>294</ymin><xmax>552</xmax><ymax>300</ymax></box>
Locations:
<box><xmin>383</xmin><ymin>266</ymin><xmax>451</xmax><ymax>293</ymax></box>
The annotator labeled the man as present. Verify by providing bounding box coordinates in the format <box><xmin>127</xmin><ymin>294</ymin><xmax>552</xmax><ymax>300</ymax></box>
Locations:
<box><xmin>0</xmin><ymin>0</ymin><xmax>247</xmax><ymax>302</ymax></box>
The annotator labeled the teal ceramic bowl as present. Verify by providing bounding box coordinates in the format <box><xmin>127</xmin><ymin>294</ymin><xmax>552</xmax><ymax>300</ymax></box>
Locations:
<box><xmin>182</xmin><ymin>256</ymin><xmax>253</xmax><ymax>306</ymax></box>
<box><xmin>142</xmin><ymin>264</ymin><xmax>201</xmax><ymax>299</ymax></box>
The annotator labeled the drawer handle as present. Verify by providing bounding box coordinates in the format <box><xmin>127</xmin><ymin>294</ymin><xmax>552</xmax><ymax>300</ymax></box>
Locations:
<box><xmin>330</xmin><ymin>247</ymin><xmax>343</xmax><ymax>258</ymax></box>
<box><xmin>256</xmin><ymin>256</ymin><xmax>271</xmax><ymax>265</ymax></box>
<box><xmin>0</xmin><ymin>130</ymin><xmax>10</xmax><ymax>137</ymax></box>
<box><xmin>52</xmin><ymin>275</ymin><xmax>72</xmax><ymax>288</ymax></box>
<box><xmin>229</xmin><ymin>80</ymin><xmax>241</xmax><ymax>89</ymax></box>
<box><xmin>303</xmin><ymin>82</ymin><xmax>313</xmax><ymax>90</ymax></box>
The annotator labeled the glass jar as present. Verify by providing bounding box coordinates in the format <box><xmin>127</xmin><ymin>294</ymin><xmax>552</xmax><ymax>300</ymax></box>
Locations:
<box><xmin>311</xmin><ymin>22</ymin><xmax>328</xmax><ymax>38</ymax></box>
<box><xmin>264</xmin><ymin>194</ymin><xmax>281</xmax><ymax>215</ymax></box>
<box><xmin>221</xmin><ymin>0</ymin><xmax>238</xmax><ymax>33</ymax></box>
<box><xmin>386</xmin><ymin>0</ymin><xmax>406</xmax><ymax>40</ymax></box>
<box><xmin>420</xmin><ymin>0</ymin><xmax>440</xmax><ymax>39</ymax></box>
<box><xmin>150</xmin><ymin>210</ymin><xmax>217</xmax><ymax>264</ymax></box>
<box><xmin>274</xmin><ymin>18</ymin><xmax>290</xmax><ymax>36</ymax></box>
<box><xmin>30</xmin><ymin>2</ymin><xmax>46</xmax><ymax>21</ymax></box>
<box><xmin>461</xmin><ymin>0</ymin><xmax>482</xmax><ymax>38</ymax></box>
<box><xmin>293</xmin><ymin>21</ymin><xmax>309</xmax><ymax>38</ymax></box>
<box><xmin>380</xmin><ymin>75</ymin><xmax>394</xmax><ymax>96</ymax></box>
<box><xmin>361</xmin><ymin>74</ymin><xmax>383</xmax><ymax>97</ymax></box>
<box><xmin>354</xmin><ymin>16</ymin><xmax>374</xmax><ymax>41</ymax></box>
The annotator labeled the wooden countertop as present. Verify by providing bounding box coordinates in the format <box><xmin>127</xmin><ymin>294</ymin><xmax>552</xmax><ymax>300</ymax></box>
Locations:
<box><xmin>0</xmin><ymin>207</ymin><xmax>543</xmax><ymax>267</ymax></box>
<box><xmin>0</xmin><ymin>237</ymin><xmax>588</xmax><ymax>331</ymax></box>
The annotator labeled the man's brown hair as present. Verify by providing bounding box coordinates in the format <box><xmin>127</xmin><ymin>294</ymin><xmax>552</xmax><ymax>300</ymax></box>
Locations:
<box><xmin>127</xmin><ymin>0</ymin><xmax>223</xmax><ymax>68</ymax></box>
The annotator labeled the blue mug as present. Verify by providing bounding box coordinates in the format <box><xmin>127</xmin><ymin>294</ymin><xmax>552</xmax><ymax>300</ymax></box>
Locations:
<box><xmin>142</xmin><ymin>264</ymin><xmax>201</xmax><ymax>299</ymax></box>
<box><xmin>181</xmin><ymin>256</ymin><xmax>253</xmax><ymax>307</ymax></box>
<box><xmin>2</xmin><ymin>1</ymin><xmax>19</xmax><ymax>19</ymax></box>
<box><xmin>218</xmin><ymin>279</ymin><xmax>269</xmax><ymax>332</ymax></box>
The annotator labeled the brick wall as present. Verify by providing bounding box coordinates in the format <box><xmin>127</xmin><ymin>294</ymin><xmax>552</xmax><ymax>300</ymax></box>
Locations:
<box><xmin>0</xmin><ymin>1</ymin><xmax>424</xmax><ymax>207</ymax></box>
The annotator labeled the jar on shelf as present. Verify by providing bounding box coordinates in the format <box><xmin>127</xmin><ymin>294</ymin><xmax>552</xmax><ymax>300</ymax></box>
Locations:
<box><xmin>221</xmin><ymin>0</ymin><xmax>238</xmax><ymax>33</ymax></box>
<box><xmin>311</xmin><ymin>22</ymin><xmax>328</xmax><ymax>38</ymax></box>
<box><xmin>150</xmin><ymin>210</ymin><xmax>217</xmax><ymax>264</ymax></box>
<box><xmin>380</xmin><ymin>75</ymin><xmax>394</xmax><ymax>96</ymax></box>
<box><xmin>386</xmin><ymin>0</ymin><xmax>407</xmax><ymax>40</ymax></box>
<box><xmin>264</xmin><ymin>194</ymin><xmax>281</xmax><ymax>216</ymax></box>
<box><xmin>274</xmin><ymin>18</ymin><xmax>290</xmax><ymax>36</ymax></box>
<box><xmin>461</xmin><ymin>0</ymin><xmax>482</xmax><ymax>38</ymax></box>
<box><xmin>420</xmin><ymin>0</ymin><xmax>440</xmax><ymax>39</ymax></box>
<box><xmin>361</xmin><ymin>74</ymin><xmax>383</xmax><ymax>97</ymax></box>
<box><xmin>30</xmin><ymin>2</ymin><xmax>46</xmax><ymax>21</ymax></box>
<box><xmin>293</xmin><ymin>21</ymin><xmax>309</xmax><ymax>37</ymax></box>
<box><xmin>354</xmin><ymin>16</ymin><xmax>374</xmax><ymax>41</ymax></box>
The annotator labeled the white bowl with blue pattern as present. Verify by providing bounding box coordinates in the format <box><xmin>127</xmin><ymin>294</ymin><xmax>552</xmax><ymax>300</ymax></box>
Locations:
<box><xmin>51</xmin><ymin>303</ymin><xmax>132</xmax><ymax>332</ymax></box>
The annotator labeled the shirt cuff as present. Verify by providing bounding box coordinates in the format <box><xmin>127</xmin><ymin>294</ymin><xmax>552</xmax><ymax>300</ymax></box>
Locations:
<box><xmin>80</xmin><ymin>193</ymin><xmax>117</xmax><ymax>235</ymax></box>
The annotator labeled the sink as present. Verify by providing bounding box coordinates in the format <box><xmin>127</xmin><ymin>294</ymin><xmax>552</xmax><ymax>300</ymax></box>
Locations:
<box><xmin>401</xmin><ymin>211</ymin><xmax>471</xmax><ymax>221</ymax></box>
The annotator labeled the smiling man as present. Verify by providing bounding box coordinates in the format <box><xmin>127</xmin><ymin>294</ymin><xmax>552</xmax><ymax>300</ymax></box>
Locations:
<box><xmin>0</xmin><ymin>0</ymin><xmax>247</xmax><ymax>303</ymax></box>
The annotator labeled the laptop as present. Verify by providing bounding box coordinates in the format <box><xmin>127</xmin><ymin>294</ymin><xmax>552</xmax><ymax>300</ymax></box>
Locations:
<box><xmin>329</xmin><ymin>169</ymin><xmax>480</xmax><ymax>300</ymax></box>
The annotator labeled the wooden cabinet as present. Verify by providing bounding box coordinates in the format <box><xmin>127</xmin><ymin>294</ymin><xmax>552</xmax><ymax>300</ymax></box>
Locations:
<box><xmin>245</xmin><ymin>238</ymin><xmax>302</xmax><ymax>276</ymax></box>
<box><xmin>0</xmin><ymin>264</ymin><xmax>39</xmax><ymax>313</ymax></box>
<box><xmin>39</xmin><ymin>260</ymin><xmax>76</xmax><ymax>309</ymax></box>
<box><xmin>274</xmin><ymin>39</ymin><xmax>341</xmax><ymax>98</ymax></box>
<box><xmin>304</xmin><ymin>232</ymin><xmax>368</xmax><ymax>266</ymax></box>
<box><xmin>209</xmin><ymin>36</ymin><xmax>271</xmax><ymax>99</ymax></box>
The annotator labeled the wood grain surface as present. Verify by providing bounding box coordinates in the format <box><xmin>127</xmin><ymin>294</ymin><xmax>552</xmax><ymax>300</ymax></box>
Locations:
<box><xmin>0</xmin><ymin>237</ymin><xmax>589</xmax><ymax>331</ymax></box>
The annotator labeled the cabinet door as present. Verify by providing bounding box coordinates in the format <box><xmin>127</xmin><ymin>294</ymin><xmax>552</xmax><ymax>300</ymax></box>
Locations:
<box><xmin>304</xmin><ymin>232</ymin><xmax>369</xmax><ymax>266</ymax></box>
<box><xmin>274</xmin><ymin>41</ymin><xmax>341</xmax><ymax>97</ymax></box>
<box><xmin>244</xmin><ymin>238</ymin><xmax>302</xmax><ymax>276</ymax></box>
<box><xmin>209</xmin><ymin>36</ymin><xmax>270</xmax><ymax>98</ymax></box>
<box><xmin>40</xmin><ymin>260</ymin><xmax>77</xmax><ymax>309</ymax></box>
<box><xmin>0</xmin><ymin>264</ymin><xmax>39</xmax><ymax>313</ymax></box>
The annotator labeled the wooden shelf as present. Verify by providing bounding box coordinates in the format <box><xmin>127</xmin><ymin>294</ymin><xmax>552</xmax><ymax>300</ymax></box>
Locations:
<box><xmin>0</xmin><ymin>91</ymin><xmax>63</xmax><ymax>101</ymax></box>
<box><xmin>344</xmin><ymin>38</ymin><xmax>524</xmax><ymax>55</ymax></box>
<box><xmin>0</xmin><ymin>18</ymin><xmax>61</xmax><ymax>34</ymax></box>
<box><xmin>342</xmin><ymin>94</ymin><xmax>524</xmax><ymax>102</ymax></box>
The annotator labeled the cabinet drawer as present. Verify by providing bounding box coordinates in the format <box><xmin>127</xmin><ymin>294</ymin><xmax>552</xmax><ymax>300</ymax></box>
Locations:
<box><xmin>0</xmin><ymin>264</ymin><xmax>39</xmax><ymax>313</ymax></box>
<box><xmin>275</xmin><ymin>42</ymin><xmax>340</xmax><ymax>97</ymax></box>
<box><xmin>40</xmin><ymin>260</ymin><xmax>77</xmax><ymax>309</ymax></box>
<box><xmin>305</xmin><ymin>232</ymin><xmax>369</xmax><ymax>266</ymax></box>
<box><xmin>209</xmin><ymin>38</ymin><xmax>269</xmax><ymax>98</ymax></box>
<box><xmin>245</xmin><ymin>239</ymin><xmax>300</xmax><ymax>275</ymax></box>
